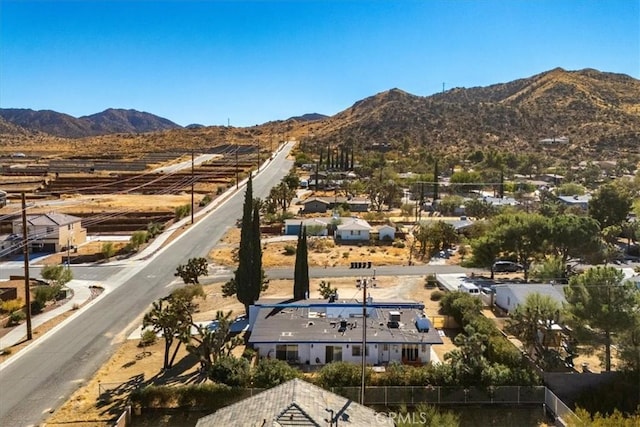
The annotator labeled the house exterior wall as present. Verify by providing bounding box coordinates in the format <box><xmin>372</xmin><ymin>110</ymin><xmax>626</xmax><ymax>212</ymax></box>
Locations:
<box><xmin>494</xmin><ymin>288</ymin><xmax>517</xmax><ymax>313</ymax></box>
<box><xmin>303</xmin><ymin>200</ymin><xmax>329</xmax><ymax>213</ymax></box>
<box><xmin>12</xmin><ymin>219</ymin><xmax>87</xmax><ymax>252</ymax></box>
<box><xmin>254</xmin><ymin>342</ymin><xmax>431</xmax><ymax>366</ymax></box>
<box><xmin>378</xmin><ymin>226</ymin><xmax>395</xmax><ymax>241</ymax></box>
<box><xmin>336</xmin><ymin>229</ymin><xmax>370</xmax><ymax>241</ymax></box>
<box><xmin>348</xmin><ymin>203</ymin><xmax>369</xmax><ymax>212</ymax></box>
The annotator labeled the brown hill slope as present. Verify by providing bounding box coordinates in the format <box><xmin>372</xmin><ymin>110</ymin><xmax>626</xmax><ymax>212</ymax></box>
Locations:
<box><xmin>1</xmin><ymin>68</ymin><xmax>637</xmax><ymax>160</ymax></box>
<box><xmin>310</xmin><ymin>68</ymin><xmax>640</xmax><ymax>155</ymax></box>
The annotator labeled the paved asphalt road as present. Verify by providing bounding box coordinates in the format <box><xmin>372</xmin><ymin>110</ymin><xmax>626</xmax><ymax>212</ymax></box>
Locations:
<box><xmin>0</xmin><ymin>143</ymin><xmax>479</xmax><ymax>426</ymax></box>
<box><xmin>0</xmin><ymin>144</ymin><xmax>296</xmax><ymax>426</ymax></box>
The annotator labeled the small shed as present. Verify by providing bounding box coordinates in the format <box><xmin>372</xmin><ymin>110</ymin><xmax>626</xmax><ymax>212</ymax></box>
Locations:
<box><xmin>378</xmin><ymin>224</ymin><xmax>395</xmax><ymax>241</ymax></box>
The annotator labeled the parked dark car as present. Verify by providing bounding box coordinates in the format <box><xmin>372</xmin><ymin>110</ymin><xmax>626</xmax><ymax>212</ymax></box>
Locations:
<box><xmin>493</xmin><ymin>260</ymin><xmax>523</xmax><ymax>272</ymax></box>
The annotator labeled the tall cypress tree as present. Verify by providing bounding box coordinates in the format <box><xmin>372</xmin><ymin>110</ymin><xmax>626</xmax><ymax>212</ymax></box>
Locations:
<box><xmin>249</xmin><ymin>203</ymin><xmax>263</xmax><ymax>305</ymax></box>
<box><xmin>236</xmin><ymin>173</ymin><xmax>255</xmax><ymax>314</ymax></box>
<box><xmin>293</xmin><ymin>225</ymin><xmax>309</xmax><ymax>300</ymax></box>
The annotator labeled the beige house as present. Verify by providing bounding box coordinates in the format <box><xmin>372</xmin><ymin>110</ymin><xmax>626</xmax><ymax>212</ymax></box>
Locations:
<box><xmin>12</xmin><ymin>213</ymin><xmax>86</xmax><ymax>252</ymax></box>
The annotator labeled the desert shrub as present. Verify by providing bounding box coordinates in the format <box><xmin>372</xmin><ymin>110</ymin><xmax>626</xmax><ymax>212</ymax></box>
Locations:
<box><xmin>139</xmin><ymin>330</ymin><xmax>157</xmax><ymax>347</ymax></box>
<box><xmin>425</xmin><ymin>273</ymin><xmax>438</xmax><ymax>288</ymax></box>
<box><xmin>342</xmin><ymin>252</ymin><xmax>350</xmax><ymax>259</ymax></box>
<box><xmin>315</xmin><ymin>361</ymin><xmax>369</xmax><ymax>388</ymax></box>
<box><xmin>318</xmin><ymin>281</ymin><xmax>337</xmax><ymax>299</ymax></box>
<box><xmin>130</xmin><ymin>231</ymin><xmax>149</xmax><ymax>250</ymax></box>
<box><xmin>33</xmin><ymin>285</ymin><xmax>61</xmax><ymax>305</ymax></box>
<box><xmin>283</xmin><ymin>245</ymin><xmax>296</xmax><ymax>255</ymax></box>
<box><xmin>392</xmin><ymin>240</ymin><xmax>405</xmax><ymax>248</ymax></box>
<box><xmin>146</xmin><ymin>222</ymin><xmax>165</xmax><ymax>238</ymax></box>
<box><xmin>242</xmin><ymin>347</ymin><xmax>256</xmax><ymax>360</ymax></box>
<box><xmin>8</xmin><ymin>310</ymin><xmax>25</xmax><ymax>326</ymax></box>
<box><xmin>30</xmin><ymin>299</ymin><xmax>45</xmax><ymax>314</ymax></box>
<box><xmin>430</xmin><ymin>290</ymin><xmax>445</xmax><ymax>301</ymax></box>
<box><xmin>307</xmin><ymin>237</ymin><xmax>335</xmax><ymax>252</ymax></box>
<box><xmin>101</xmin><ymin>242</ymin><xmax>115</xmax><ymax>259</ymax></box>
<box><xmin>252</xmin><ymin>358</ymin><xmax>301</xmax><ymax>388</ymax></box>
<box><xmin>199</xmin><ymin>194</ymin><xmax>212</xmax><ymax>207</ymax></box>
<box><xmin>174</xmin><ymin>204</ymin><xmax>191</xmax><ymax>220</ymax></box>
<box><xmin>209</xmin><ymin>356</ymin><xmax>251</xmax><ymax>387</ymax></box>
<box><xmin>1</xmin><ymin>298</ymin><xmax>24</xmax><ymax>314</ymax></box>
<box><xmin>1</xmin><ymin>347</ymin><xmax>12</xmax><ymax>355</ymax></box>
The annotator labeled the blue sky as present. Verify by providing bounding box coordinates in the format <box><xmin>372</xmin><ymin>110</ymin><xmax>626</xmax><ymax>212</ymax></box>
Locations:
<box><xmin>1</xmin><ymin>0</ymin><xmax>638</xmax><ymax>127</ymax></box>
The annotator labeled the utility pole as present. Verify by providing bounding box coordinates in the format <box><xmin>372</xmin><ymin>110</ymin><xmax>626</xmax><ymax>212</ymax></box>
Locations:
<box><xmin>21</xmin><ymin>193</ymin><xmax>32</xmax><ymax>341</ymax></box>
<box><xmin>235</xmin><ymin>142</ymin><xmax>239</xmax><ymax>189</ymax></box>
<box><xmin>360</xmin><ymin>278</ymin><xmax>368</xmax><ymax>405</ymax></box>
<box><xmin>191</xmin><ymin>149</ymin><xmax>195</xmax><ymax>225</ymax></box>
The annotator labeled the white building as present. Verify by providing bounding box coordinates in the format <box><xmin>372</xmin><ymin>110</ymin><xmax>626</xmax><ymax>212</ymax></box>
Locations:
<box><xmin>494</xmin><ymin>283</ymin><xmax>567</xmax><ymax>314</ymax></box>
<box><xmin>335</xmin><ymin>217</ymin><xmax>372</xmax><ymax>241</ymax></box>
<box><xmin>248</xmin><ymin>298</ymin><xmax>442</xmax><ymax>367</ymax></box>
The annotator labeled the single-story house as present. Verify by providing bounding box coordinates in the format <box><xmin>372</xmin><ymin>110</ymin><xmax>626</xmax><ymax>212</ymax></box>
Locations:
<box><xmin>195</xmin><ymin>378</ymin><xmax>393</xmax><ymax>426</ymax></box>
<box><xmin>303</xmin><ymin>196</ymin><xmax>371</xmax><ymax>213</ymax></box>
<box><xmin>302</xmin><ymin>197</ymin><xmax>331</xmax><ymax>213</ymax></box>
<box><xmin>557</xmin><ymin>194</ymin><xmax>591</xmax><ymax>210</ymax></box>
<box><xmin>493</xmin><ymin>283</ymin><xmax>567</xmax><ymax>314</ymax></box>
<box><xmin>248</xmin><ymin>298</ymin><xmax>442</xmax><ymax>367</ymax></box>
<box><xmin>482</xmin><ymin>196</ymin><xmax>520</xmax><ymax>207</ymax></box>
<box><xmin>332</xmin><ymin>197</ymin><xmax>370</xmax><ymax>212</ymax></box>
<box><xmin>12</xmin><ymin>212</ymin><xmax>86</xmax><ymax>252</ymax></box>
<box><xmin>283</xmin><ymin>218</ymin><xmax>332</xmax><ymax>236</ymax></box>
<box><xmin>335</xmin><ymin>217</ymin><xmax>372</xmax><ymax>241</ymax></box>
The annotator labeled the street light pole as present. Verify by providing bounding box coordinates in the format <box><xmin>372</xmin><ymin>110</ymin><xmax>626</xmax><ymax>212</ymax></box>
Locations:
<box><xmin>21</xmin><ymin>192</ymin><xmax>32</xmax><ymax>340</ymax></box>
<box><xmin>191</xmin><ymin>149</ymin><xmax>195</xmax><ymax>225</ymax></box>
<box><xmin>361</xmin><ymin>278</ymin><xmax>368</xmax><ymax>405</ymax></box>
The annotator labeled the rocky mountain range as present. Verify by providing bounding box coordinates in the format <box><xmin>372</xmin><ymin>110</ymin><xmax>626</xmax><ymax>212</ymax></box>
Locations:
<box><xmin>0</xmin><ymin>108</ymin><xmax>181</xmax><ymax>138</ymax></box>
<box><xmin>1</xmin><ymin>68</ymin><xmax>638</xmax><ymax>157</ymax></box>
<box><xmin>307</xmin><ymin>68</ymin><xmax>640</xmax><ymax>154</ymax></box>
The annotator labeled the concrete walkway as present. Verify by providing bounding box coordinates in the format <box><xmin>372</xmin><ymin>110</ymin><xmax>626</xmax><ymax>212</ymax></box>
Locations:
<box><xmin>0</xmin><ymin>279</ymin><xmax>98</xmax><ymax>349</ymax></box>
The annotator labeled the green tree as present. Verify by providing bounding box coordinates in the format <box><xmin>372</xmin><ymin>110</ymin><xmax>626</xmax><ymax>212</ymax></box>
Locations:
<box><xmin>469</xmin><ymin>235</ymin><xmax>501</xmax><ymax>279</ymax></box>
<box><xmin>505</xmin><ymin>292</ymin><xmax>561</xmax><ymax>358</ymax></box>
<box><xmin>556</xmin><ymin>182</ymin><xmax>586</xmax><ymax>196</ymax></box>
<box><xmin>617</xmin><ymin>312</ymin><xmax>640</xmax><ymax>375</ymax></box>
<box><xmin>548</xmin><ymin>214</ymin><xmax>601</xmax><ymax>264</ymax></box>
<box><xmin>234</xmin><ymin>174</ymin><xmax>266</xmax><ymax>314</ymax></box>
<box><xmin>252</xmin><ymin>359</ymin><xmax>301</xmax><ymax>388</ymax></box>
<box><xmin>174</xmin><ymin>257</ymin><xmax>209</xmax><ymax>284</ymax></box>
<box><xmin>293</xmin><ymin>225</ymin><xmax>309</xmax><ymax>300</ymax></box>
<box><xmin>188</xmin><ymin>310</ymin><xmax>242</xmax><ymax>371</ymax></box>
<box><xmin>209</xmin><ymin>356</ymin><xmax>251</xmax><ymax>387</ymax></box>
<box><xmin>142</xmin><ymin>294</ymin><xmax>195</xmax><ymax>370</ymax></box>
<box><xmin>464</xmin><ymin>198</ymin><xmax>496</xmax><ymax>219</ymax></box>
<box><xmin>318</xmin><ymin>280</ymin><xmax>337</xmax><ymax>299</ymax></box>
<box><xmin>530</xmin><ymin>255</ymin><xmax>567</xmax><ymax>283</ymax></box>
<box><xmin>490</xmin><ymin>213</ymin><xmax>550</xmax><ymax>282</ymax></box>
<box><xmin>589</xmin><ymin>183</ymin><xmax>632</xmax><ymax>228</ymax></box>
<box><xmin>40</xmin><ymin>264</ymin><xmax>72</xmax><ymax>287</ymax></box>
<box><xmin>564</xmin><ymin>266</ymin><xmax>640</xmax><ymax>371</ymax></box>
<box><xmin>449</xmin><ymin>170</ymin><xmax>483</xmax><ymax>194</ymax></box>
<box><xmin>444</xmin><ymin>324</ymin><xmax>488</xmax><ymax>386</ymax></box>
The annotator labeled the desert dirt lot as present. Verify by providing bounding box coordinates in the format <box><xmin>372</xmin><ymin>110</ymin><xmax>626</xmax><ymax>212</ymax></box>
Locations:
<box><xmin>44</xmin><ymin>276</ymin><xmax>453</xmax><ymax>427</ymax></box>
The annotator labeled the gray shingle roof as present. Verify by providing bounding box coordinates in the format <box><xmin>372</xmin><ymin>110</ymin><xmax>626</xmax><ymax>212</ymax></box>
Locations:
<box><xmin>195</xmin><ymin>378</ymin><xmax>393</xmax><ymax>427</ymax></box>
